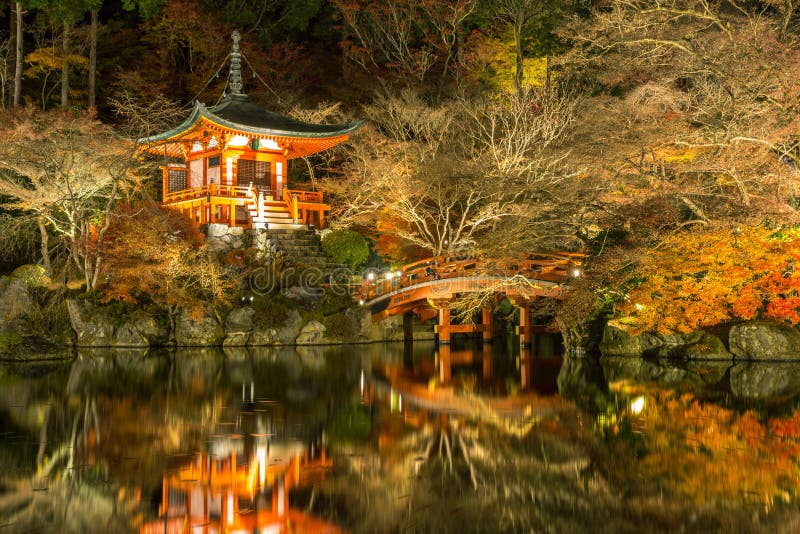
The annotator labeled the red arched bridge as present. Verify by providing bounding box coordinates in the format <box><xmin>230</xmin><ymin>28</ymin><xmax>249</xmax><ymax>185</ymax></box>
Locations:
<box><xmin>356</xmin><ymin>252</ymin><xmax>584</xmax><ymax>346</ymax></box>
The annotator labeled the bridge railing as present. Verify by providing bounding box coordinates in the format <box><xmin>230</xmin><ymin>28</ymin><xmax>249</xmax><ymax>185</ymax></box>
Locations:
<box><xmin>358</xmin><ymin>253</ymin><xmax>584</xmax><ymax>303</ymax></box>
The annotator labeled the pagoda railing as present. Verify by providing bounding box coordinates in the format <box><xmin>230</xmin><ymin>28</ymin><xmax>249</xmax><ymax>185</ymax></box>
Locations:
<box><xmin>164</xmin><ymin>183</ymin><xmax>254</xmax><ymax>204</ymax></box>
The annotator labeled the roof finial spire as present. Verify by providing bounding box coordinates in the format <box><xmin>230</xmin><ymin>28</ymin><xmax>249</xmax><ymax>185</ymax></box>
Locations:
<box><xmin>228</xmin><ymin>30</ymin><xmax>244</xmax><ymax>96</ymax></box>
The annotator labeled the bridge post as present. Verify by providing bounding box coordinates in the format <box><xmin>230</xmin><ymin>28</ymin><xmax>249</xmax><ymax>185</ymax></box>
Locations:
<box><xmin>481</xmin><ymin>307</ymin><xmax>493</xmax><ymax>343</ymax></box>
<box><xmin>482</xmin><ymin>343</ymin><xmax>492</xmax><ymax>380</ymax></box>
<box><xmin>403</xmin><ymin>311</ymin><xmax>414</xmax><ymax>341</ymax></box>
<box><xmin>436</xmin><ymin>307</ymin><xmax>451</xmax><ymax>345</ymax></box>
<box><xmin>438</xmin><ymin>344</ymin><xmax>451</xmax><ymax>384</ymax></box>
<box><xmin>517</xmin><ymin>303</ymin><xmax>532</xmax><ymax>347</ymax></box>
<box><xmin>519</xmin><ymin>347</ymin><xmax>533</xmax><ymax>389</ymax></box>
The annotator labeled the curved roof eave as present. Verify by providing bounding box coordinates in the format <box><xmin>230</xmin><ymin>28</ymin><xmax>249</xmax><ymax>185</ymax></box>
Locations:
<box><xmin>138</xmin><ymin>101</ymin><xmax>365</xmax><ymax>144</ymax></box>
<box><xmin>201</xmin><ymin>102</ymin><xmax>365</xmax><ymax>139</ymax></box>
<box><xmin>136</xmin><ymin>101</ymin><xmax>205</xmax><ymax>144</ymax></box>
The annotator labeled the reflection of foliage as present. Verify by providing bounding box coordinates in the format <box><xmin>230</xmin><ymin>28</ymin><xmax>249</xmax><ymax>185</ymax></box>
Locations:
<box><xmin>604</xmin><ymin>387</ymin><xmax>800</xmax><ymax>508</ymax></box>
<box><xmin>325</xmin><ymin>402</ymin><xmax>371</xmax><ymax>444</ymax></box>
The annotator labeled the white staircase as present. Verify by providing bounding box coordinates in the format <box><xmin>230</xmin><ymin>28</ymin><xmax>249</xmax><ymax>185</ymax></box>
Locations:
<box><xmin>247</xmin><ymin>191</ymin><xmax>306</xmax><ymax>230</ymax></box>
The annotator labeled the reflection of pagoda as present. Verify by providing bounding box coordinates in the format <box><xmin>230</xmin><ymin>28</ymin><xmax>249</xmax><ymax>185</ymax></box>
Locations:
<box><xmin>140</xmin><ymin>385</ymin><xmax>339</xmax><ymax>534</ymax></box>
<box><xmin>140</xmin><ymin>444</ymin><xmax>336</xmax><ymax>534</ymax></box>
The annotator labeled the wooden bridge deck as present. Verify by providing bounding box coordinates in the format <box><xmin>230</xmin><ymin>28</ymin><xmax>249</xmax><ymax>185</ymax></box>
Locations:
<box><xmin>358</xmin><ymin>252</ymin><xmax>584</xmax><ymax>319</ymax></box>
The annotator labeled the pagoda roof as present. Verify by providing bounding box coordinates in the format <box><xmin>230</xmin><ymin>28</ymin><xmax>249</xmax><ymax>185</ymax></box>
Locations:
<box><xmin>140</xmin><ymin>95</ymin><xmax>363</xmax><ymax>144</ymax></box>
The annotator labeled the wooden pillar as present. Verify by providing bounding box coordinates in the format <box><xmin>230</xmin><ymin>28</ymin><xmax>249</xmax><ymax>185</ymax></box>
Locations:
<box><xmin>403</xmin><ymin>312</ymin><xmax>414</xmax><ymax>342</ymax></box>
<box><xmin>436</xmin><ymin>307</ymin><xmax>451</xmax><ymax>345</ymax></box>
<box><xmin>438</xmin><ymin>344</ymin><xmax>451</xmax><ymax>384</ymax></box>
<box><xmin>519</xmin><ymin>347</ymin><xmax>533</xmax><ymax>389</ymax></box>
<box><xmin>229</xmin><ymin>199</ymin><xmax>236</xmax><ymax>227</ymax></box>
<box><xmin>517</xmin><ymin>303</ymin><xmax>531</xmax><ymax>347</ymax></box>
<box><xmin>482</xmin><ymin>343</ymin><xmax>492</xmax><ymax>380</ymax></box>
<box><xmin>481</xmin><ymin>306</ymin><xmax>493</xmax><ymax>343</ymax></box>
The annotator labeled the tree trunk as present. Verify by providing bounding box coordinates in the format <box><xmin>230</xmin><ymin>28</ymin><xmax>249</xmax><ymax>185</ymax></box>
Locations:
<box><xmin>13</xmin><ymin>2</ymin><xmax>23</xmax><ymax>107</ymax></box>
<box><xmin>37</xmin><ymin>215</ymin><xmax>53</xmax><ymax>276</ymax></box>
<box><xmin>88</xmin><ymin>10</ymin><xmax>97</xmax><ymax>109</ymax></box>
<box><xmin>61</xmin><ymin>19</ymin><xmax>70</xmax><ymax>110</ymax></box>
<box><xmin>514</xmin><ymin>21</ymin><xmax>524</xmax><ymax>97</ymax></box>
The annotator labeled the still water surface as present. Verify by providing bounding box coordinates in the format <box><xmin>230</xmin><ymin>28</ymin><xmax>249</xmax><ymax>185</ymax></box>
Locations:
<box><xmin>1</xmin><ymin>341</ymin><xmax>800</xmax><ymax>533</ymax></box>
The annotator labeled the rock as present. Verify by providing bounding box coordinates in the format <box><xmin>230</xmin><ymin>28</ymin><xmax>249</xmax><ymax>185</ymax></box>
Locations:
<box><xmin>133</xmin><ymin>312</ymin><xmax>170</xmax><ymax>346</ymax></box>
<box><xmin>223</xmin><ymin>331</ymin><xmax>250</xmax><ymax>347</ymax></box>
<box><xmin>207</xmin><ymin>223</ymin><xmax>230</xmax><ymax>238</ymax></box>
<box><xmin>251</xmin><ymin>325</ymin><xmax>278</xmax><ymax>345</ymax></box>
<box><xmin>114</xmin><ymin>323</ymin><xmax>148</xmax><ymax>347</ymax></box>
<box><xmin>10</xmin><ymin>264</ymin><xmax>52</xmax><ymax>287</ymax></box>
<box><xmin>296</xmin><ymin>320</ymin><xmax>327</xmax><ymax>344</ymax></box>
<box><xmin>275</xmin><ymin>310</ymin><xmax>303</xmax><ymax>344</ymax></box>
<box><xmin>599</xmin><ymin>324</ymin><xmax>649</xmax><ymax>357</ymax></box>
<box><xmin>379</xmin><ymin>316</ymin><xmax>405</xmax><ymax>341</ymax></box>
<box><xmin>599</xmin><ymin>324</ymin><xmax>729</xmax><ymax>359</ymax></box>
<box><xmin>684</xmin><ymin>332</ymin><xmax>732</xmax><ymax>360</ymax></box>
<box><xmin>227</xmin><ymin>226</ymin><xmax>245</xmax><ymax>236</ymax></box>
<box><xmin>66</xmin><ymin>299</ymin><xmax>115</xmax><ymax>347</ymax></box>
<box><xmin>226</xmin><ymin>306</ymin><xmax>255</xmax><ymax>333</ymax></box>
<box><xmin>174</xmin><ymin>308</ymin><xmax>225</xmax><ymax>346</ymax></box>
<box><xmin>206</xmin><ymin>239</ymin><xmax>230</xmax><ymax>255</ymax></box>
<box><xmin>729</xmin><ymin>321</ymin><xmax>800</xmax><ymax>360</ymax></box>
<box><xmin>730</xmin><ymin>363</ymin><xmax>800</xmax><ymax>401</ymax></box>
<box><xmin>0</xmin><ymin>277</ymin><xmax>35</xmax><ymax>327</ymax></box>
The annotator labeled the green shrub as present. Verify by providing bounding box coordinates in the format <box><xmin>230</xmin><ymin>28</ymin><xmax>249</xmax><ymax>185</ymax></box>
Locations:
<box><xmin>321</xmin><ymin>229</ymin><xmax>370</xmax><ymax>269</ymax></box>
<box><xmin>0</xmin><ymin>332</ymin><xmax>23</xmax><ymax>354</ymax></box>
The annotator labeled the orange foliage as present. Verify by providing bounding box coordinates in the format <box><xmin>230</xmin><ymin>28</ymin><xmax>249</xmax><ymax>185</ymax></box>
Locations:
<box><xmin>619</xmin><ymin>225</ymin><xmax>800</xmax><ymax>334</ymax></box>
<box><xmin>99</xmin><ymin>204</ymin><xmax>233</xmax><ymax>311</ymax></box>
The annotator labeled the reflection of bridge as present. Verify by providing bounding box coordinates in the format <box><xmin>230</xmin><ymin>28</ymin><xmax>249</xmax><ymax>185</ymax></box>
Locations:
<box><xmin>358</xmin><ymin>253</ymin><xmax>583</xmax><ymax>346</ymax></box>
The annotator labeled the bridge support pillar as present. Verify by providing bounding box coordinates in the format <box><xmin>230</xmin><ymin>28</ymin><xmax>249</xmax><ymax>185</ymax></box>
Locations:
<box><xmin>519</xmin><ymin>347</ymin><xmax>533</xmax><ymax>389</ymax></box>
<box><xmin>438</xmin><ymin>344</ymin><xmax>451</xmax><ymax>384</ymax></box>
<box><xmin>436</xmin><ymin>307</ymin><xmax>451</xmax><ymax>345</ymax></box>
<box><xmin>517</xmin><ymin>303</ymin><xmax>532</xmax><ymax>347</ymax></box>
<box><xmin>481</xmin><ymin>307</ymin><xmax>493</xmax><ymax>343</ymax></box>
<box><xmin>482</xmin><ymin>343</ymin><xmax>493</xmax><ymax>380</ymax></box>
<box><xmin>403</xmin><ymin>311</ymin><xmax>414</xmax><ymax>341</ymax></box>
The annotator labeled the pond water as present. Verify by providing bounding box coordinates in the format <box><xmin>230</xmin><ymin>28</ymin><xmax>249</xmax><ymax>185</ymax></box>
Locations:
<box><xmin>1</xmin><ymin>341</ymin><xmax>800</xmax><ymax>533</ymax></box>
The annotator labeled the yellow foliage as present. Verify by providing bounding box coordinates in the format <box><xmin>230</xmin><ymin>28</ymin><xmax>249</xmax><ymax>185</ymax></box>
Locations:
<box><xmin>24</xmin><ymin>47</ymin><xmax>89</xmax><ymax>79</ymax></box>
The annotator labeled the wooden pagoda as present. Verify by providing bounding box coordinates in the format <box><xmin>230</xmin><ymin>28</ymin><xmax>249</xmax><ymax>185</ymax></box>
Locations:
<box><xmin>139</xmin><ymin>31</ymin><xmax>362</xmax><ymax>230</ymax></box>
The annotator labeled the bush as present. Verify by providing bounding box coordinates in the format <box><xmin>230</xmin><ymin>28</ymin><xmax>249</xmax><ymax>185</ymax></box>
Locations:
<box><xmin>321</xmin><ymin>229</ymin><xmax>370</xmax><ymax>269</ymax></box>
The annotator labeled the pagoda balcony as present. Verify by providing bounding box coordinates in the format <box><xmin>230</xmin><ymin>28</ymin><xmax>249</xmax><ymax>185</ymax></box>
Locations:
<box><xmin>162</xmin><ymin>179</ymin><xmax>329</xmax><ymax>230</ymax></box>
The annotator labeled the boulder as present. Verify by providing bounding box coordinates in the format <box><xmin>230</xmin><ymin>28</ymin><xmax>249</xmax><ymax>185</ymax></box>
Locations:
<box><xmin>729</xmin><ymin>321</ymin><xmax>800</xmax><ymax>360</ymax></box>
<box><xmin>599</xmin><ymin>324</ymin><xmax>652</xmax><ymax>357</ymax></box>
<box><xmin>296</xmin><ymin>320</ymin><xmax>327</xmax><ymax>344</ymax></box>
<box><xmin>174</xmin><ymin>309</ymin><xmax>225</xmax><ymax>346</ymax></box>
<box><xmin>683</xmin><ymin>332</ymin><xmax>732</xmax><ymax>360</ymax></box>
<box><xmin>0</xmin><ymin>277</ymin><xmax>35</xmax><ymax>327</ymax></box>
<box><xmin>223</xmin><ymin>331</ymin><xmax>250</xmax><ymax>347</ymax></box>
<box><xmin>275</xmin><ymin>310</ymin><xmax>303</xmax><ymax>344</ymax></box>
<box><xmin>206</xmin><ymin>223</ymin><xmax>230</xmax><ymax>238</ymax></box>
<box><xmin>132</xmin><ymin>312</ymin><xmax>170</xmax><ymax>346</ymax></box>
<box><xmin>114</xmin><ymin>323</ymin><xmax>148</xmax><ymax>347</ymax></box>
<box><xmin>600</xmin><ymin>324</ymin><xmax>731</xmax><ymax>359</ymax></box>
<box><xmin>66</xmin><ymin>299</ymin><xmax>115</xmax><ymax>347</ymax></box>
<box><xmin>729</xmin><ymin>363</ymin><xmax>800</xmax><ymax>401</ymax></box>
<box><xmin>10</xmin><ymin>264</ymin><xmax>52</xmax><ymax>287</ymax></box>
<box><xmin>251</xmin><ymin>325</ymin><xmax>278</xmax><ymax>345</ymax></box>
<box><xmin>226</xmin><ymin>306</ymin><xmax>255</xmax><ymax>333</ymax></box>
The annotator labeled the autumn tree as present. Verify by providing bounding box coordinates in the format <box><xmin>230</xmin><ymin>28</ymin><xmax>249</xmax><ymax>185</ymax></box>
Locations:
<box><xmin>99</xmin><ymin>203</ymin><xmax>233</xmax><ymax>313</ymax></box>
<box><xmin>325</xmin><ymin>86</ymin><xmax>591</xmax><ymax>257</ymax></box>
<box><xmin>0</xmin><ymin>107</ymin><xmax>151</xmax><ymax>287</ymax></box>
